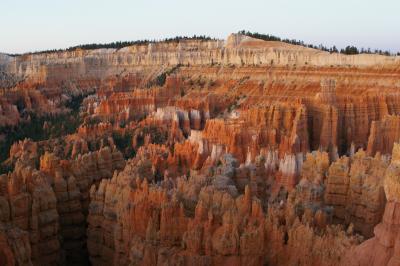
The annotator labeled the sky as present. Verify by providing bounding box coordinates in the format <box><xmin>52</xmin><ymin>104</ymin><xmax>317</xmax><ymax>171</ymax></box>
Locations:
<box><xmin>1</xmin><ymin>0</ymin><xmax>399</xmax><ymax>54</ymax></box>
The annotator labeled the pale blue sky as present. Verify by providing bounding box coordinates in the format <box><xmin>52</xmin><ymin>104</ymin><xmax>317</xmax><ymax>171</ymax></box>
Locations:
<box><xmin>1</xmin><ymin>0</ymin><xmax>399</xmax><ymax>54</ymax></box>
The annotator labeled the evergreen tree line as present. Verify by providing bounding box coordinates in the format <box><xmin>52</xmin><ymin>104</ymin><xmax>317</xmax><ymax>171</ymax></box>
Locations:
<box><xmin>238</xmin><ymin>30</ymin><xmax>398</xmax><ymax>56</ymax></box>
<box><xmin>8</xmin><ymin>32</ymin><xmax>399</xmax><ymax>57</ymax></box>
<box><xmin>8</xmin><ymin>35</ymin><xmax>215</xmax><ymax>56</ymax></box>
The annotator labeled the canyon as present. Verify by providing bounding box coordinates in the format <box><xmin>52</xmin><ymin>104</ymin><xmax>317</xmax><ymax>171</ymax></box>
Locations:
<box><xmin>1</xmin><ymin>33</ymin><xmax>400</xmax><ymax>265</ymax></box>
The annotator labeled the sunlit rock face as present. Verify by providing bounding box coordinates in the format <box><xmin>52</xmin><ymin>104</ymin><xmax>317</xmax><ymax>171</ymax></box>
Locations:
<box><xmin>1</xmin><ymin>34</ymin><xmax>400</xmax><ymax>265</ymax></box>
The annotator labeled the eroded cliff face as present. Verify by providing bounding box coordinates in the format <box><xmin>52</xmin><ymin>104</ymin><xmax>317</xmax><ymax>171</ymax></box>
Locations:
<box><xmin>0</xmin><ymin>160</ymin><xmax>60</xmax><ymax>265</ymax></box>
<box><xmin>4</xmin><ymin>34</ymin><xmax>400</xmax><ymax>81</ymax></box>
<box><xmin>83</xmin><ymin>141</ymin><xmax>400</xmax><ymax>266</ymax></box>
<box><xmin>1</xmin><ymin>34</ymin><xmax>400</xmax><ymax>265</ymax></box>
<box><xmin>86</xmin><ymin>152</ymin><xmax>360</xmax><ymax>266</ymax></box>
<box><xmin>344</xmin><ymin>143</ymin><xmax>400</xmax><ymax>265</ymax></box>
<box><xmin>0</xmin><ymin>140</ymin><xmax>125</xmax><ymax>265</ymax></box>
<box><xmin>1</xmin><ymin>34</ymin><xmax>400</xmax><ymax>125</ymax></box>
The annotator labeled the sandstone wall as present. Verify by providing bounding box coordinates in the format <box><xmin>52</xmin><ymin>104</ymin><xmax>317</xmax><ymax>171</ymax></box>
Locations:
<box><xmin>2</xmin><ymin>34</ymin><xmax>399</xmax><ymax>86</ymax></box>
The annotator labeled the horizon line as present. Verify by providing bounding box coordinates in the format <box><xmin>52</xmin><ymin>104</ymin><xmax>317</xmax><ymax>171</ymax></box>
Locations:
<box><xmin>2</xmin><ymin>31</ymin><xmax>399</xmax><ymax>56</ymax></box>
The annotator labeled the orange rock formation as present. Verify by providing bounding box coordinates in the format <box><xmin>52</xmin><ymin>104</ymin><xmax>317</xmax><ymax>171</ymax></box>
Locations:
<box><xmin>1</xmin><ymin>34</ymin><xmax>400</xmax><ymax>265</ymax></box>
